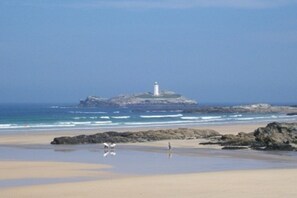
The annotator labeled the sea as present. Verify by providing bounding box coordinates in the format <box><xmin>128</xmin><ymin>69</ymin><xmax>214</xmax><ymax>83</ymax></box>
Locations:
<box><xmin>0</xmin><ymin>103</ymin><xmax>297</xmax><ymax>132</ymax></box>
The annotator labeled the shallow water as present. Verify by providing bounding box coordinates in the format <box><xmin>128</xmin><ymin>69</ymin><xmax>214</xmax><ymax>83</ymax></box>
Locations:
<box><xmin>1</xmin><ymin>144</ymin><xmax>297</xmax><ymax>187</ymax></box>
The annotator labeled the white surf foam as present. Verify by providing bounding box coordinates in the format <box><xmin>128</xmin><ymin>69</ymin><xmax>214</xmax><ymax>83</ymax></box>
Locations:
<box><xmin>140</xmin><ymin>114</ymin><xmax>183</xmax><ymax>119</ymax></box>
<box><xmin>73</xmin><ymin>117</ymin><xmax>87</xmax><ymax>120</ymax></box>
<box><xmin>58</xmin><ymin>121</ymin><xmax>112</xmax><ymax>126</ymax></box>
<box><xmin>181</xmin><ymin>116</ymin><xmax>201</xmax><ymax>120</ymax></box>
<box><xmin>0</xmin><ymin>124</ymin><xmax>24</xmax><ymax>129</ymax></box>
<box><xmin>94</xmin><ymin>121</ymin><xmax>113</xmax><ymax>124</ymax></box>
<box><xmin>100</xmin><ymin>116</ymin><xmax>110</xmax><ymax>119</ymax></box>
<box><xmin>201</xmin><ymin>116</ymin><xmax>222</xmax><ymax>120</ymax></box>
<box><xmin>69</xmin><ymin>111</ymin><xmax>107</xmax><ymax>114</ymax></box>
<box><xmin>111</xmin><ymin>116</ymin><xmax>131</xmax><ymax>119</ymax></box>
<box><xmin>126</xmin><ymin>120</ymin><xmax>195</xmax><ymax>125</ymax></box>
<box><xmin>230</xmin><ymin>114</ymin><xmax>243</xmax><ymax>118</ymax></box>
<box><xmin>59</xmin><ymin>121</ymin><xmax>92</xmax><ymax>125</ymax></box>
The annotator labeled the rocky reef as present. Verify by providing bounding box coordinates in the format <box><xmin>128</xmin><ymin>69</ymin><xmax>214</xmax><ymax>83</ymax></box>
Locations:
<box><xmin>183</xmin><ymin>103</ymin><xmax>297</xmax><ymax>114</ymax></box>
<box><xmin>51</xmin><ymin>122</ymin><xmax>297</xmax><ymax>151</ymax></box>
<box><xmin>79</xmin><ymin>91</ymin><xmax>197</xmax><ymax>109</ymax></box>
<box><xmin>51</xmin><ymin>128</ymin><xmax>220</xmax><ymax>144</ymax></box>
<box><xmin>202</xmin><ymin>122</ymin><xmax>297</xmax><ymax>151</ymax></box>
<box><xmin>287</xmin><ymin>112</ymin><xmax>297</xmax><ymax>116</ymax></box>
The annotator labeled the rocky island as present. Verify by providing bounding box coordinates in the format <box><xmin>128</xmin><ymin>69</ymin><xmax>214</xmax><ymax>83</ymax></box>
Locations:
<box><xmin>79</xmin><ymin>82</ymin><xmax>197</xmax><ymax>109</ymax></box>
<box><xmin>183</xmin><ymin>103</ymin><xmax>297</xmax><ymax>114</ymax></box>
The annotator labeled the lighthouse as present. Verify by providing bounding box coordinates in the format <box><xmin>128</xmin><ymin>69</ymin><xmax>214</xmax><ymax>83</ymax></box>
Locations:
<box><xmin>153</xmin><ymin>82</ymin><xmax>160</xmax><ymax>96</ymax></box>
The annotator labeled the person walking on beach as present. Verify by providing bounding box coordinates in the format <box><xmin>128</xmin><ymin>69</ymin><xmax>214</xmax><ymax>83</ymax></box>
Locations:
<box><xmin>168</xmin><ymin>142</ymin><xmax>172</xmax><ymax>151</ymax></box>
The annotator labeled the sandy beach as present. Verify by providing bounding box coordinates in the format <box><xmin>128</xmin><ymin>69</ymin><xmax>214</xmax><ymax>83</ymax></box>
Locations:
<box><xmin>1</xmin><ymin>122</ymin><xmax>297</xmax><ymax>198</ymax></box>
<box><xmin>1</xmin><ymin>168</ymin><xmax>297</xmax><ymax>198</ymax></box>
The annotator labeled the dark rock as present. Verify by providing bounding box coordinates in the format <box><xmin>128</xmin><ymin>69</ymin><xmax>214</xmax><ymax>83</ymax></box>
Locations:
<box><xmin>253</xmin><ymin>122</ymin><xmax>297</xmax><ymax>150</ymax></box>
<box><xmin>79</xmin><ymin>96</ymin><xmax>116</xmax><ymax>107</ymax></box>
<box><xmin>220</xmin><ymin>132</ymin><xmax>255</xmax><ymax>146</ymax></box>
<box><xmin>201</xmin><ymin>122</ymin><xmax>297</xmax><ymax>151</ymax></box>
<box><xmin>287</xmin><ymin>113</ymin><xmax>297</xmax><ymax>116</ymax></box>
<box><xmin>51</xmin><ymin>128</ymin><xmax>220</xmax><ymax>145</ymax></box>
<box><xmin>222</xmin><ymin>146</ymin><xmax>248</xmax><ymax>150</ymax></box>
<box><xmin>199</xmin><ymin>142</ymin><xmax>221</xmax><ymax>145</ymax></box>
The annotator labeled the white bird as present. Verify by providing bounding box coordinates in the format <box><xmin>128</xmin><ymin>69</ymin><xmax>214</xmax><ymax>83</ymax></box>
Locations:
<box><xmin>109</xmin><ymin>143</ymin><xmax>116</xmax><ymax>149</ymax></box>
<box><xmin>103</xmin><ymin>143</ymin><xmax>109</xmax><ymax>149</ymax></box>
<box><xmin>103</xmin><ymin>143</ymin><xmax>116</xmax><ymax>149</ymax></box>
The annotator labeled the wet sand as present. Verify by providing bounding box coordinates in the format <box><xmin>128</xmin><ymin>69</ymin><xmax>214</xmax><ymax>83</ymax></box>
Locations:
<box><xmin>1</xmin><ymin>168</ymin><xmax>297</xmax><ymax>198</ymax></box>
<box><xmin>0</xmin><ymin>161</ymin><xmax>112</xmax><ymax>181</ymax></box>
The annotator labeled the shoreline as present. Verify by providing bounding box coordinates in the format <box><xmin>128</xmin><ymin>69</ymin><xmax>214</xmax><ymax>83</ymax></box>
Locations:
<box><xmin>1</xmin><ymin>116</ymin><xmax>297</xmax><ymax>134</ymax></box>
<box><xmin>0</xmin><ymin>122</ymin><xmax>269</xmax><ymax>146</ymax></box>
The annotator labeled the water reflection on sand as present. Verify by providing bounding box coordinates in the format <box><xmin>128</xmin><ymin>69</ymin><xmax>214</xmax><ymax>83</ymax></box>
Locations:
<box><xmin>0</xmin><ymin>144</ymin><xmax>297</xmax><ymax>175</ymax></box>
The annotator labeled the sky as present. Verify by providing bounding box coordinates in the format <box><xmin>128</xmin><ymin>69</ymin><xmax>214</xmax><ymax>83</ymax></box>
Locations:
<box><xmin>0</xmin><ymin>0</ymin><xmax>297</xmax><ymax>104</ymax></box>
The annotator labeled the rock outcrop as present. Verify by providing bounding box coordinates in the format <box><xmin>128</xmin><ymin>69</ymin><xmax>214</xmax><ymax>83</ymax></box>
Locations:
<box><xmin>220</xmin><ymin>132</ymin><xmax>256</xmax><ymax>146</ymax></box>
<box><xmin>51</xmin><ymin>128</ymin><xmax>220</xmax><ymax>145</ymax></box>
<box><xmin>253</xmin><ymin>122</ymin><xmax>297</xmax><ymax>150</ymax></box>
<box><xmin>287</xmin><ymin>113</ymin><xmax>297</xmax><ymax>116</ymax></box>
<box><xmin>201</xmin><ymin>122</ymin><xmax>297</xmax><ymax>151</ymax></box>
<box><xmin>51</xmin><ymin>122</ymin><xmax>297</xmax><ymax>151</ymax></box>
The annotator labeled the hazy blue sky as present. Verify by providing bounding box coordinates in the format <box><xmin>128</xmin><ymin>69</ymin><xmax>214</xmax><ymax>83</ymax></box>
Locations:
<box><xmin>1</xmin><ymin>0</ymin><xmax>297</xmax><ymax>104</ymax></box>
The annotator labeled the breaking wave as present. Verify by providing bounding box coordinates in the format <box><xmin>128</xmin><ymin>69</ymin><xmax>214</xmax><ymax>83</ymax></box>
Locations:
<box><xmin>230</xmin><ymin>114</ymin><xmax>243</xmax><ymax>118</ymax></box>
<box><xmin>140</xmin><ymin>114</ymin><xmax>183</xmax><ymax>119</ymax></box>
<box><xmin>201</xmin><ymin>116</ymin><xmax>223</xmax><ymax>120</ymax></box>
<box><xmin>100</xmin><ymin>116</ymin><xmax>110</xmax><ymax>119</ymax></box>
<box><xmin>0</xmin><ymin>121</ymin><xmax>114</xmax><ymax>130</ymax></box>
<box><xmin>126</xmin><ymin>120</ymin><xmax>195</xmax><ymax>126</ymax></box>
<box><xmin>181</xmin><ymin>116</ymin><xmax>223</xmax><ymax>120</ymax></box>
<box><xmin>73</xmin><ymin>117</ymin><xmax>87</xmax><ymax>120</ymax></box>
<box><xmin>69</xmin><ymin>111</ymin><xmax>107</xmax><ymax>114</ymax></box>
<box><xmin>111</xmin><ymin>116</ymin><xmax>131</xmax><ymax>119</ymax></box>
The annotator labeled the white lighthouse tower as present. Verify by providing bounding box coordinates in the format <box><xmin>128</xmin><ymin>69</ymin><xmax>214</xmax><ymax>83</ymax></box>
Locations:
<box><xmin>153</xmin><ymin>82</ymin><xmax>160</xmax><ymax>96</ymax></box>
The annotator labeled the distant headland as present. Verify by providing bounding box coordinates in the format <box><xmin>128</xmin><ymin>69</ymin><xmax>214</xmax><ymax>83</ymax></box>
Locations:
<box><xmin>79</xmin><ymin>82</ymin><xmax>198</xmax><ymax>109</ymax></box>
